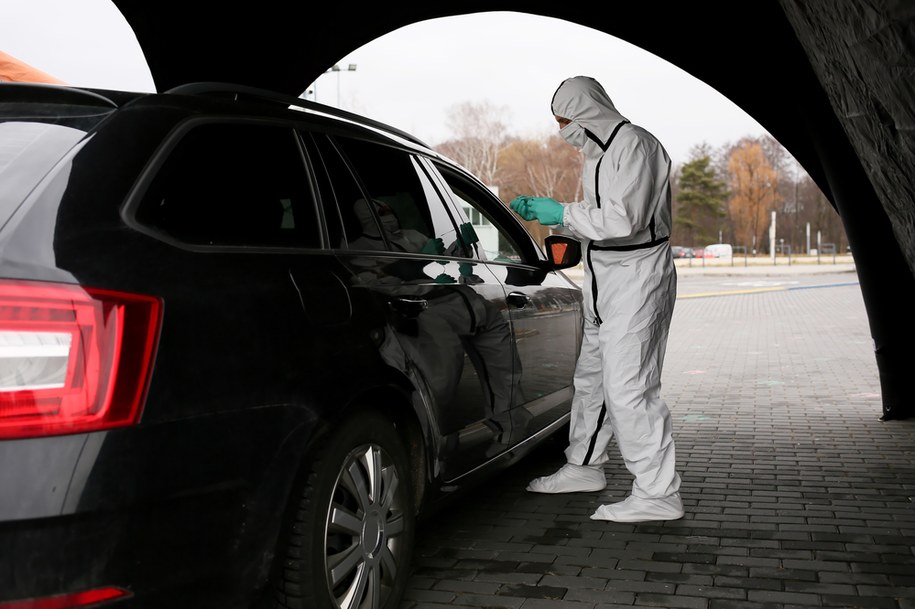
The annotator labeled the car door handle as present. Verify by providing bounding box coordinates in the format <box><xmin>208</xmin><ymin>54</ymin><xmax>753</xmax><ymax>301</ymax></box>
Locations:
<box><xmin>506</xmin><ymin>292</ymin><xmax>531</xmax><ymax>309</ymax></box>
<box><xmin>389</xmin><ymin>297</ymin><xmax>428</xmax><ymax>318</ymax></box>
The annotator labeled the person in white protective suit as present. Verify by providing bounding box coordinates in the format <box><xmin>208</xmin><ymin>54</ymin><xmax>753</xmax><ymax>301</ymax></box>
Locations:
<box><xmin>509</xmin><ymin>75</ymin><xmax>683</xmax><ymax>523</ymax></box>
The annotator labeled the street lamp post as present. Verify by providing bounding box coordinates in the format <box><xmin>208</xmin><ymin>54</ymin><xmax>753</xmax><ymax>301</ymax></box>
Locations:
<box><xmin>304</xmin><ymin>64</ymin><xmax>357</xmax><ymax>105</ymax></box>
<box><xmin>335</xmin><ymin>63</ymin><xmax>357</xmax><ymax>106</ymax></box>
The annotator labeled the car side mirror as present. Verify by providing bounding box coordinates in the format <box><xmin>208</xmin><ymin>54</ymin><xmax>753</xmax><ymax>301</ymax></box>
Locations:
<box><xmin>544</xmin><ymin>235</ymin><xmax>581</xmax><ymax>269</ymax></box>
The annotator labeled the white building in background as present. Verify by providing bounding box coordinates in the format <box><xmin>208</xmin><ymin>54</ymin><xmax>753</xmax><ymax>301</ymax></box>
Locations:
<box><xmin>462</xmin><ymin>184</ymin><xmax>501</xmax><ymax>259</ymax></box>
<box><xmin>461</xmin><ymin>203</ymin><xmax>499</xmax><ymax>259</ymax></box>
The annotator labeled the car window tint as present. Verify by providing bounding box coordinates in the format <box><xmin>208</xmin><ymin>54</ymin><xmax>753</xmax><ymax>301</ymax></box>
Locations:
<box><xmin>330</xmin><ymin>135</ymin><xmax>462</xmax><ymax>255</ymax></box>
<box><xmin>412</xmin><ymin>157</ymin><xmax>470</xmax><ymax>258</ymax></box>
<box><xmin>307</xmin><ymin>133</ymin><xmax>368</xmax><ymax>249</ymax></box>
<box><xmin>135</xmin><ymin>122</ymin><xmax>320</xmax><ymax>248</ymax></box>
<box><xmin>299</xmin><ymin>132</ymin><xmax>347</xmax><ymax>248</ymax></box>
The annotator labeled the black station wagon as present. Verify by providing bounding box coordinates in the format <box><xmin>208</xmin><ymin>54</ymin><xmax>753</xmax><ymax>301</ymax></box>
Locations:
<box><xmin>0</xmin><ymin>82</ymin><xmax>583</xmax><ymax>609</ymax></box>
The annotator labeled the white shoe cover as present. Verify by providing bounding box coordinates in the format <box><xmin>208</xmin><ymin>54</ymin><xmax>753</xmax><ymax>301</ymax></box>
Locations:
<box><xmin>590</xmin><ymin>493</ymin><xmax>684</xmax><ymax>522</ymax></box>
<box><xmin>526</xmin><ymin>463</ymin><xmax>606</xmax><ymax>494</ymax></box>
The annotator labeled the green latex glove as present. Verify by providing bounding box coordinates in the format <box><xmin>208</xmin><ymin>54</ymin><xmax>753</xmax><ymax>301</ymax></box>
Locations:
<box><xmin>527</xmin><ymin>197</ymin><xmax>564</xmax><ymax>225</ymax></box>
<box><xmin>421</xmin><ymin>237</ymin><xmax>445</xmax><ymax>255</ymax></box>
<box><xmin>509</xmin><ymin>196</ymin><xmax>535</xmax><ymax>221</ymax></box>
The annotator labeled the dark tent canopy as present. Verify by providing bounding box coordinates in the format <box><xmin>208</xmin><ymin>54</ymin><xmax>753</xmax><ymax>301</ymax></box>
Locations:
<box><xmin>112</xmin><ymin>0</ymin><xmax>915</xmax><ymax>420</ymax></box>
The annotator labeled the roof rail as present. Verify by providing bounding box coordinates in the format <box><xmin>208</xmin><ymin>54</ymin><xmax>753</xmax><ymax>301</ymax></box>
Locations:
<box><xmin>165</xmin><ymin>82</ymin><xmax>428</xmax><ymax>147</ymax></box>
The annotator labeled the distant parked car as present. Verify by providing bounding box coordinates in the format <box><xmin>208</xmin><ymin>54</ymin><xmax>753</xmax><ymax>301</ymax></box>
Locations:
<box><xmin>671</xmin><ymin>246</ymin><xmax>694</xmax><ymax>259</ymax></box>
<box><xmin>691</xmin><ymin>247</ymin><xmax>705</xmax><ymax>258</ymax></box>
<box><xmin>704</xmin><ymin>243</ymin><xmax>734</xmax><ymax>258</ymax></box>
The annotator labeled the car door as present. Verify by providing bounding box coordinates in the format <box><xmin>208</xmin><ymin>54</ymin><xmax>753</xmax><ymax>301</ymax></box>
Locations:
<box><xmin>425</xmin><ymin>159</ymin><xmax>583</xmax><ymax>437</ymax></box>
<box><xmin>306</xmin><ymin>132</ymin><xmax>525</xmax><ymax>480</ymax></box>
<box><xmin>126</xmin><ymin>120</ymin><xmax>353</xmax><ymax>424</ymax></box>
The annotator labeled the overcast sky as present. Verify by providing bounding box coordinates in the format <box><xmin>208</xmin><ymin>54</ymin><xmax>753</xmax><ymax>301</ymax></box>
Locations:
<box><xmin>2</xmin><ymin>2</ymin><xmax>769</xmax><ymax>166</ymax></box>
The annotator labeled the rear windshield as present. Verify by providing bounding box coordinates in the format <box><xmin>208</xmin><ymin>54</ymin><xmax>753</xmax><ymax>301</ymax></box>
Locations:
<box><xmin>0</xmin><ymin>120</ymin><xmax>90</xmax><ymax>218</ymax></box>
<box><xmin>0</xmin><ymin>86</ymin><xmax>119</xmax><ymax>219</ymax></box>
<box><xmin>1</xmin><ymin>94</ymin><xmax>119</xmax><ymax>217</ymax></box>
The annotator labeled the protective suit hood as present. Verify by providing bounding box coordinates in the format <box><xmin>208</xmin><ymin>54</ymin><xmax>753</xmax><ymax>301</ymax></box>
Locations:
<box><xmin>551</xmin><ymin>76</ymin><xmax>629</xmax><ymax>152</ymax></box>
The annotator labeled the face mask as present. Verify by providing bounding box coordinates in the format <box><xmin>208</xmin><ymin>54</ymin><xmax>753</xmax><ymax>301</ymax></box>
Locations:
<box><xmin>560</xmin><ymin>121</ymin><xmax>588</xmax><ymax>148</ymax></box>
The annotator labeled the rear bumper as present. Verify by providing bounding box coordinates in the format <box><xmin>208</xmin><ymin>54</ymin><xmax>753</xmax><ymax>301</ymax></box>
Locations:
<box><xmin>0</xmin><ymin>406</ymin><xmax>319</xmax><ymax>608</ymax></box>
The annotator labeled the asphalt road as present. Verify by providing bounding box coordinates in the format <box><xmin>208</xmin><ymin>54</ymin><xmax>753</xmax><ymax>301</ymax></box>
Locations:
<box><xmin>674</xmin><ymin>271</ymin><xmax>860</xmax><ymax>298</ymax></box>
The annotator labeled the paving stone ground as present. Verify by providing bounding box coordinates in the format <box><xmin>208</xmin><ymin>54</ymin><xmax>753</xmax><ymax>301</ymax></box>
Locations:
<box><xmin>401</xmin><ymin>267</ymin><xmax>915</xmax><ymax>609</ymax></box>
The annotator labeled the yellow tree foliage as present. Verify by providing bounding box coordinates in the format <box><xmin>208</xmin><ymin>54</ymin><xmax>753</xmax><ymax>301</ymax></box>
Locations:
<box><xmin>727</xmin><ymin>142</ymin><xmax>781</xmax><ymax>251</ymax></box>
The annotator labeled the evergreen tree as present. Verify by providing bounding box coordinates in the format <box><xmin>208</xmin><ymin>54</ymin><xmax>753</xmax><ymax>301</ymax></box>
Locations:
<box><xmin>673</xmin><ymin>153</ymin><xmax>728</xmax><ymax>246</ymax></box>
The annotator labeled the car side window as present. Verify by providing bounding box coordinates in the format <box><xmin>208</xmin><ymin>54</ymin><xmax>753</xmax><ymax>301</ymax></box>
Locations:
<box><xmin>431</xmin><ymin>161</ymin><xmax>526</xmax><ymax>264</ymax></box>
<box><xmin>134</xmin><ymin>122</ymin><xmax>320</xmax><ymax>248</ymax></box>
<box><xmin>327</xmin><ymin>135</ymin><xmax>465</xmax><ymax>255</ymax></box>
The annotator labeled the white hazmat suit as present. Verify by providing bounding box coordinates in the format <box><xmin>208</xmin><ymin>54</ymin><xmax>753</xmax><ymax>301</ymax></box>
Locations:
<box><xmin>514</xmin><ymin>76</ymin><xmax>683</xmax><ymax>522</ymax></box>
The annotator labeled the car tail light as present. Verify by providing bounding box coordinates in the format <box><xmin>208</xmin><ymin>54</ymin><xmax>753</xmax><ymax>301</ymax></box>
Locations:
<box><xmin>0</xmin><ymin>280</ymin><xmax>161</xmax><ymax>440</ymax></box>
<box><xmin>0</xmin><ymin>586</ymin><xmax>132</xmax><ymax>609</ymax></box>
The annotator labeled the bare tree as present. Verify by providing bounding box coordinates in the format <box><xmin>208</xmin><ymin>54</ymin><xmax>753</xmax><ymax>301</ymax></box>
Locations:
<box><xmin>490</xmin><ymin>136</ymin><xmax>583</xmax><ymax>243</ymax></box>
<box><xmin>497</xmin><ymin>136</ymin><xmax>581</xmax><ymax>199</ymax></box>
<box><xmin>797</xmin><ymin>173</ymin><xmax>847</xmax><ymax>253</ymax></box>
<box><xmin>436</xmin><ymin>101</ymin><xmax>509</xmax><ymax>185</ymax></box>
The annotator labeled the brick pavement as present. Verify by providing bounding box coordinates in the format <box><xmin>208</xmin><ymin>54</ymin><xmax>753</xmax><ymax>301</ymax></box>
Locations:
<box><xmin>401</xmin><ymin>268</ymin><xmax>915</xmax><ymax>609</ymax></box>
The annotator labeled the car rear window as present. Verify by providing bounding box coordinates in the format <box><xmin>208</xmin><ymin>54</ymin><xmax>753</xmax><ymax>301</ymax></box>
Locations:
<box><xmin>0</xmin><ymin>87</ymin><xmax>117</xmax><ymax>221</ymax></box>
<box><xmin>133</xmin><ymin>121</ymin><xmax>321</xmax><ymax>249</ymax></box>
<box><xmin>0</xmin><ymin>122</ymin><xmax>89</xmax><ymax>220</ymax></box>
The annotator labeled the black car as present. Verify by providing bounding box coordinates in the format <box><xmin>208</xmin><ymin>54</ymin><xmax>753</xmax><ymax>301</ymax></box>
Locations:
<box><xmin>0</xmin><ymin>82</ymin><xmax>583</xmax><ymax>609</ymax></box>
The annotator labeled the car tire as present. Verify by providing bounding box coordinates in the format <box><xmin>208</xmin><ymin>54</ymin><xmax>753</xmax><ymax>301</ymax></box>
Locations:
<box><xmin>272</xmin><ymin>411</ymin><xmax>416</xmax><ymax>609</ymax></box>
